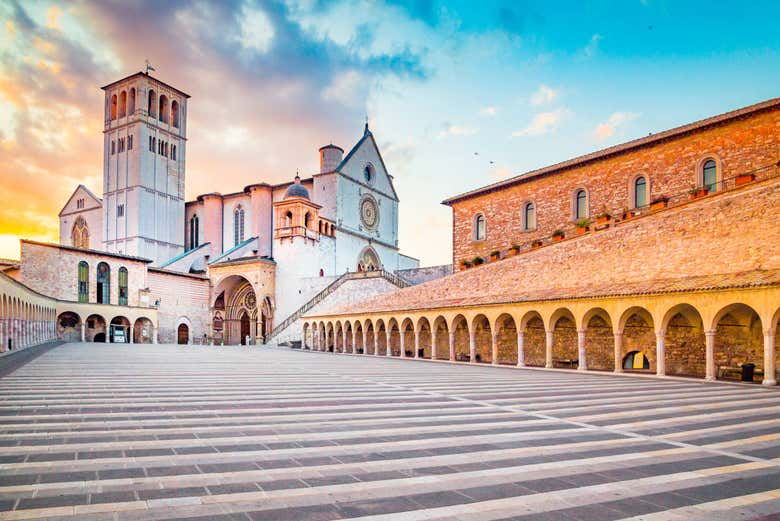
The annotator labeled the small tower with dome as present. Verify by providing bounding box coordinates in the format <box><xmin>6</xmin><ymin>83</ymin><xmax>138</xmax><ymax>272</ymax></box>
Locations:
<box><xmin>273</xmin><ymin>174</ymin><xmax>336</xmax><ymax>244</ymax></box>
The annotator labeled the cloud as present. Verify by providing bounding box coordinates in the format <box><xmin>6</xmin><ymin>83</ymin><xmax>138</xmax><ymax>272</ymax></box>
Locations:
<box><xmin>512</xmin><ymin>108</ymin><xmax>568</xmax><ymax>137</ymax></box>
<box><xmin>582</xmin><ymin>33</ymin><xmax>602</xmax><ymax>58</ymax></box>
<box><xmin>489</xmin><ymin>165</ymin><xmax>512</xmax><ymax>182</ymax></box>
<box><xmin>237</xmin><ymin>4</ymin><xmax>275</xmax><ymax>54</ymax></box>
<box><xmin>478</xmin><ymin>106</ymin><xmax>497</xmax><ymax>117</ymax></box>
<box><xmin>529</xmin><ymin>84</ymin><xmax>558</xmax><ymax>106</ymax></box>
<box><xmin>594</xmin><ymin>111</ymin><xmax>640</xmax><ymax>140</ymax></box>
<box><xmin>321</xmin><ymin>69</ymin><xmax>365</xmax><ymax>107</ymax></box>
<box><xmin>437</xmin><ymin>122</ymin><xmax>477</xmax><ymax>139</ymax></box>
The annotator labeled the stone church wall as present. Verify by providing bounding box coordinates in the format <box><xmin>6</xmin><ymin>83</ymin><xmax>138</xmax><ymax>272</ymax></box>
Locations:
<box><xmin>449</xmin><ymin>106</ymin><xmax>780</xmax><ymax>267</ymax></box>
<box><xmin>146</xmin><ymin>268</ymin><xmax>210</xmax><ymax>344</ymax></box>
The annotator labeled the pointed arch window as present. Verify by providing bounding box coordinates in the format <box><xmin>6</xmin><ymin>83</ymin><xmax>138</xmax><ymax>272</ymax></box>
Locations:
<box><xmin>128</xmin><ymin>87</ymin><xmax>136</xmax><ymax>115</ymax></box>
<box><xmin>119</xmin><ymin>91</ymin><xmax>127</xmax><ymax>118</ymax></box>
<box><xmin>118</xmin><ymin>267</ymin><xmax>128</xmax><ymax>306</ymax></box>
<box><xmin>171</xmin><ymin>100</ymin><xmax>179</xmax><ymax>128</ymax></box>
<box><xmin>77</xmin><ymin>261</ymin><xmax>89</xmax><ymax>303</ymax></box>
<box><xmin>71</xmin><ymin>216</ymin><xmax>89</xmax><ymax>249</ymax></box>
<box><xmin>189</xmin><ymin>214</ymin><xmax>199</xmax><ymax>249</ymax></box>
<box><xmin>159</xmin><ymin>95</ymin><xmax>169</xmax><ymax>123</ymax></box>
<box><xmin>110</xmin><ymin>94</ymin><xmax>118</xmax><ymax>120</ymax></box>
<box><xmin>96</xmin><ymin>262</ymin><xmax>110</xmax><ymax>304</ymax></box>
<box><xmin>147</xmin><ymin>89</ymin><xmax>156</xmax><ymax>117</ymax></box>
<box><xmin>234</xmin><ymin>205</ymin><xmax>245</xmax><ymax>245</ymax></box>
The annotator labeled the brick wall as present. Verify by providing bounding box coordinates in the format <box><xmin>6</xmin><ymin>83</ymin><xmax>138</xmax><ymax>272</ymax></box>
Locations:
<box><xmin>146</xmin><ymin>269</ymin><xmax>210</xmax><ymax>344</ymax></box>
<box><xmin>449</xmin><ymin>106</ymin><xmax>780</xmax><ymax>267</ymax></box>
<box><xmin>19</xmin><ymin>241</ymin><xmax>148</xmax><ymax>306</ymax></box>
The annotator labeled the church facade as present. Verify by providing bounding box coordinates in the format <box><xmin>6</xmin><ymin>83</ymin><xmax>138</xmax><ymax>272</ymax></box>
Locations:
<box><xmin>11</xmin><ymin>71</ymin><xmax>419</xmax><ymax>346</ymax></box>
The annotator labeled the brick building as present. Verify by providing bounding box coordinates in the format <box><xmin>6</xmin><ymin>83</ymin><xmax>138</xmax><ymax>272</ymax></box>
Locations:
<box><xmin>304</xmin><ymin>98</ymin><xmax>780</xmax><ymax>385</ymax></box>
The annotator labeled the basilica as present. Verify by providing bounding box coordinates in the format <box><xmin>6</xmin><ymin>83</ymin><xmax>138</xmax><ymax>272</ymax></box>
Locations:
<box><xmin>5</xmin><ymin>71</ymin><xmax>421</xmax><ymax>346</ymax></box>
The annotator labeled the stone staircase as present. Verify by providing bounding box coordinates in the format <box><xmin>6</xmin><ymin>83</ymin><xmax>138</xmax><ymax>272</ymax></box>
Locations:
<box><xmin>266</xmin><ymin>269</ymin><xmax>410</xmax><ymax>345</ymax></box>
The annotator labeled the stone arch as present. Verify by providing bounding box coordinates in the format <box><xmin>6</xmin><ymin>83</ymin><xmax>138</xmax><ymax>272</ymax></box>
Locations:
<box><xmin>711</xmin><ymin>303</ymin><xmax>763</xmax><ymax>381</ymax></box>
<box><xmin>212</xmin><ymin>275</ymin><xmax>263</xmax><ymax>345</ymax></box>
<box><xmin>416</xmin><ymin>317</ymin><xmax>432</xmax><ymax>359</ymax></box>
<box><xmin>325</xmin><ymin>322</ymin><xmax>334</xmax><ymax>352</ymax></box>
<box><xmin>471</xmin><ymin>314</ymin><xmax>492</xmax><ymax>363</ymax></box>
<box><xmin>119</xmin><ymin>90</ymin><xmax>127</xmax><ymax>118</ymax></box>
<box><xmin>520</xmin><ymin>310</ymin><xmax>546</xmax><ymax>367</ymax></box>
<box><xmin>662</xmin><ymin>303</ymin><xmax>706</xmax><ymax>378</ymax></box>
<box><xmin>388</xmin><ymin>318</ymin><xmax>401</xmax><ymax>356</ymax></box>
<box><xmin>451</xmin><ymin>314</ymin><xmax>470</xmax><ymax>362</ymax></box>
<box><xmin>355</xmin><ymin>321</ymin><xmax>364</xmax><ymax>354</ymax></box>
<box><xmin>581</xmin><ymin>308</ymin><xmax>613</xmax><ymax>372</ymax></box>
<box><xmin>110</xmin><ymin>93</ymin><xmax>118</xmax><ymax>119</ymax></box>
<box><xmin>494</xmin><ymin>313</ymin><xmax>518</xmax><ymax>365</ymax></box>
<box><xmin>133</xmin><ymin>316</ymin><xmax>154</xmax><ymax>344</ymax></box>
<box><xmin>175</xmin><ymin>316</ymin><xmax>192</xmax><ymax>345</ymax></box>
<box><xmin>57</xmin><ymin>311</ymin><xmax>81</xmax><ymax>342</ymax></box>
<box><xmin>344</xmin><ymin>320</ymin><xmax>354</xmax><ymax>353</ymax></box>
<box><xmin>158</xmin><ymin>94</ymin><xmax>169</xmax><ymax>123</ymax></box>
<box><xmin>335</xmin><ymin>321</ymin><xmax>344</xmax><ymax>353</ymax></box>
<box><xmin>618</xmin><ymin>306</ymin><xmax>656</xmax><ymax>372</ymax></box>
<box><xmin>302</xmin><ymin>322</ymin><xmax>311</xmax><ymax>349</ymax></box>
<box><xmin>128</xmin><ymin>87</ymin><xmax>136</xmax><ymax>114</ymax></box>
<box><xmin>401</xmin><ymin>318</ymin><xmax>415</xmax><ymax>357</ymax></box>
<box><xmin>147</xmin><ymin>89</ymin><xmax>156</xmax><ymax>117</ymax></box>
<box><xmin>376</xmin><ymin>319</ymin><xmax>388</xmax><ymax>355</ymax></box>
<box><xmin>550</xmin><ymin>308</ymin><xmax>577</xmax><ymax>369</ymax></box>
<box><xmin>171</xmin><ymin>99</ymin><xmax>179</xmax><ymax>128</ymax></box>
<box><xmin>72</xmin><ymin>216</ymin><xmax>89</xmax><ymax>249</ymax></box>
<box><xmin>433</xmin><ymin>316</ymin><xmax>449</xmax><ymax>360</ymax></box>
<box><xmin>85</xmin><ymin>314</ymin><xmax>106</xmax><ymax>342</ymax></box>
<box><xmin>365</xmin><ymin>319</ymin><xmax>375</xmax><ymax>355</ymax></box>
<box><xmin>695</xmin><ymin>154</ymin><xmax>723</xmax><ymax>192</ymax></box>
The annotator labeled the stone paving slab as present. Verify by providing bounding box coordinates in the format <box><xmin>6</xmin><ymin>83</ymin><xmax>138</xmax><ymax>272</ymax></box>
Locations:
<box><xmin>0</xmin><ymin>343</ymin><xmax>780</xmax><ymax>520</ymax></box>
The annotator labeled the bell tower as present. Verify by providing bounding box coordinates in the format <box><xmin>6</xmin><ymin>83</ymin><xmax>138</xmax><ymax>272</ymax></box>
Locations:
<box><xmin>100</xmin><ymin>71</ymin><xmax>190</xmax><ymax>264</ymax></box>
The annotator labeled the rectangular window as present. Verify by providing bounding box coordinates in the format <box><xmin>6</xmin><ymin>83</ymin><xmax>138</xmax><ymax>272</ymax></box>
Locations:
<box><xmin>111</xmin><ymin>140</ymin><xmax>115</xmax><ymax>155</ymax></box>
<box><xmin>128</xmin><ymin>134</ymin><xmax>133</xmax><ymax>150</ymax></box>
<box><xmin>117</xmin><ymin>204</ymin><xmax>125</xmax><ymax>217</ymax></box>
<box><xmin>149</xmin><ymin>136</ymin><xmax>153</xmax><ymax>151</ymax></box>
<box><xmin>76</xmin><ymin>198</ymin><xmax>84</xmax><ymax>209</ymax></box>
<box><xmin>172</xmin><ymin>145</ymin><xmax>176</xmax><ymax>160</ymax></box>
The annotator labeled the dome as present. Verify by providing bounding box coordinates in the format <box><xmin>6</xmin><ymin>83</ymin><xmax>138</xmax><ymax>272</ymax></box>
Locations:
<box><xmin>284</xmin><ymin>175</ymin><xmax>309</xmax><ymax>199</ymax></box>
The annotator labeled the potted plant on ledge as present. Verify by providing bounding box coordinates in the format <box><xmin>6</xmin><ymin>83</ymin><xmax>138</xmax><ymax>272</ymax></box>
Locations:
<box><xmin>689</xmin><ymin>185</ymin><xmax>709</xmax><ymax>199</ymax></box>
<box><xmin>650</xmin><ymin>196</ymin><xmax>669</xmax><ymax>211</ymax></box>
<box><xmin>531</xmin><ymin>240</ymin><xmax>543</xmax><ymax>249</ymax></box>
<box><xmin>459</xmin><ymin>259</ymin><xmax>472</xmax><ymax>271</ymax></box>
<box><xmin>508</xmin><ymin>244</ymin><xmax>521</xmax><ymax>256</ymax></box>
<box><xmin>575</xmin><ymin>219</ymin><xmax>591</xmax><ymax>235</ymax></box>
<box><xmin>489</xmin><ymin>250</ymin><xmax>501</xmax><ymax>262</ymax></box>
<box><xmin>472</xmin><ymin>256</ymin><xmax>485</xmax><ymax>266</ymax></box>
<box><xmin>596</xmin><ymin>211</ymin><xmax>612</xmax><ymax>225</ymax></box>
<box><xmin>735</xmin><ymin>172</ymin><xmax>756</xmax><ymax>186</ymax></box>
<box><xmin>552</xmin><ymin>229</ymin><xmax>565</xmax><ymax>242</ymax></box>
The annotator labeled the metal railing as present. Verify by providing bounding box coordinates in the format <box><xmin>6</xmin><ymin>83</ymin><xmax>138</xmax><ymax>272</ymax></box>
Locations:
<box><xmin>266</xmin><ymin>269</ymin><xmax>410</xmax><ymax>342</ymax></box>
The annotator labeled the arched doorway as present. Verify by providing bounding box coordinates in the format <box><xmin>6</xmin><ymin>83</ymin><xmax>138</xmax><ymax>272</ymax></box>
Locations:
<box><xmin>133</xmin><ymin>317</ymin><xmax>153</xmax><ymax>344</ymax></box>
<box><xmin>109</xmin><ymin>316</ymin><xmax>130</xmax><ymax>343</ymax></box>
<box><xmin>85</xmin><ymin>314</ymin><xmax>106</xmax><ymax>342</ymax></box>
<box><xmin>211</xmin><ymin>275</ymin><xmax>263</xmax><ymax>345</ymax></box>
<box><xmin>177</xmin><ymin>324</ymin><xmax>189</xmax><ymax>344</ymax></box>
<box><xmin>57</xmin><ymin>312</ymin><xmax>81</xmax><ymax>342</ymax></box>
<box><xmin>240</xmin><ymin>312</ymin><xmax>250</xmax><ymax>345</ymax></box>
<box><xmin>357</xmin><ymin>246</ymin><xmax>381</xmax><ymax>272</ymax></box>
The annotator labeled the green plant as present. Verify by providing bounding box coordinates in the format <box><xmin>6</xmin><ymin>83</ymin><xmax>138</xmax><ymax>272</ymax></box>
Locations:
<box><xmin>510</xmin><ymin>243</ymin><xmax>521</xmax><ymax>250</ymax></box>
<box><xmin>552</xmin><ymin>229</ymin><xmax>565</xmax><ymax>238</ymax></box>
<box><xmin>472</xmin><ymin>256</ymin><xmax>485</xmax><ymax>265</ymax></box>
<box><xmin>460</xmin><ymin>259</ymin><xmax>472</xmax><ymax>267</ymax></box>
<box><xmin>576</xmin><ymin>219</ymin><xmax>592</xmax><ymax>228</ymax></box>
<box><xmin>596</xmin><ymin>211</ymin><xmax>611</xmax><ymax>219</ymax></box>
<box><xmin>489</xmin><ymin>250</ymin><xmax>500</xmax><ymax>256</ymax></box>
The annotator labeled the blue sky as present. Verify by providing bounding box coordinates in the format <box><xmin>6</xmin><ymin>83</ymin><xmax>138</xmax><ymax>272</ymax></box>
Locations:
<box><xmin>0</xmin><ymin>0</ymin><xmax>778</xmax><ymax>265</ymax></box>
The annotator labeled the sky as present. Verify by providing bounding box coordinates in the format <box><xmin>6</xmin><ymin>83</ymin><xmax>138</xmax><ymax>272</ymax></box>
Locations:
<box><xmin>0</xmin><ymin>0</ymin><xmax>778</xmax><ymax>266</ymax></box>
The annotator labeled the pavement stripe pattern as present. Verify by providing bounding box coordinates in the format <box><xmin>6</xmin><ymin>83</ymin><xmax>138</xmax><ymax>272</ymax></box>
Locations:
<box><xmin>1</xmin><ymin>343</ymin><xmax>780</xmax><ymax>520</ymax></box>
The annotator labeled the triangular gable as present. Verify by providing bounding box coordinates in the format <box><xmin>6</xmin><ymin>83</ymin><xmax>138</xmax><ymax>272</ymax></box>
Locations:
<box><xmin>59</xmin><ymin>184</ymin><xmax>103</xmax><ymax>216</ymax></box>
<box><xmin>336</xmin><ymin>128</ymin><xmax>399</xmax><ymax>201</ymax></box>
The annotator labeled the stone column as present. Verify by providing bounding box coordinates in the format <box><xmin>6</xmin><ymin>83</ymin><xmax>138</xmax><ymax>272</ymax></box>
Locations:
<box><xmin>0</xmin><ymin>319</ymin><xmax>5</xmax><ymax>352</ymax></box>
<box><xmin>469</xmin><ymin>330</ymin><xmax>476</xmax><ymax>363</ymax></box>
<box><xmin>374</xmin><ymin>332</ymin><xmax>379</xmax><ymax>356</ymax></box>
<box><xmin>363</xmin><ymin>330</ymin><xmax>368</xmax><ymax>355</ymax></box>
<box><xmin>517</xmin><ymin>330</ymin><xmax>525</xmax><ymax>367</ymax></box>
<box><xmin>105</xmin><ymin>324</ymin><xmax>110</xmax><ymax>344</ymax></box>
<box><xmin>129</xmin><ymin>326</ymin><xmax>134</xmax><ymax>344</ymax></box>
<box><xmin>448</xmin><ymin>331</ymin><xmax>455</xmax><ymax>361</ymax></box>
<box><xmin>613</xmin><ymin>332</ymin><xmax>623</xmax><ymax>373</ymax></box>
<box><xmin>386</xmin><ymin>331</ymin><xmax>391</xmax><ymax>356</ymax></box>
<box><xmin>491</xmin><ymin>332</ymin><xmax>499</xmax><ymax>365</ymax></box>
<box><xmin>577</xmin><ymin>329</ymin><xmax>587</xmax><ymax>371</ymax></box>
<box><xmin>655</xmin><ymin>331</ymin><xmax>665</xmax><ymax>376</ymax></box>
<box><xmin>705</xmin><ymin>329</ymin><xmax>716</xmax><ymax>381</ymax></box>
<box><xmin>414</xmin><ymin>329</ymin><xmax>420</xmax><ymax>359</ymax></box>
<box><xmin>400</xmin><ymin>331</ymin><xmax>406</xmax><ymax>358</ymax></box>
<box><xmin>153</xmin><ymin>327</ymin><xmax>158</xmax><ymax>344</ymax></box>
<box><xmin>545</xmin><ymin>330</ymin><xmax>553</xmax><ymax>368</ymax></box>
<box><xmin>763</xmin><ymin>329</ymin><xmax>776</xmax><ymax>386</ymax></box>
<box><xmin>431</xmin><ymin>329</ymin><xmax>438</xmax><ymax>360</ymax></box>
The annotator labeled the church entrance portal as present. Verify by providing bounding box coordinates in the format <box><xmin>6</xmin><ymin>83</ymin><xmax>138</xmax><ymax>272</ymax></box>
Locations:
<box><xmin>177</xmin><ymin>324</ymin><xmax>189</xmax><ymax>344</ymax></box>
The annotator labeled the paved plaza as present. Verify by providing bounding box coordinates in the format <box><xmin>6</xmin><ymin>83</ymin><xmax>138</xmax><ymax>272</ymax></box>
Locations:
<box><xmin>2</xmin><ymin>345</ymin><xmax>780</xmax><ymax>520</ymax></box>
